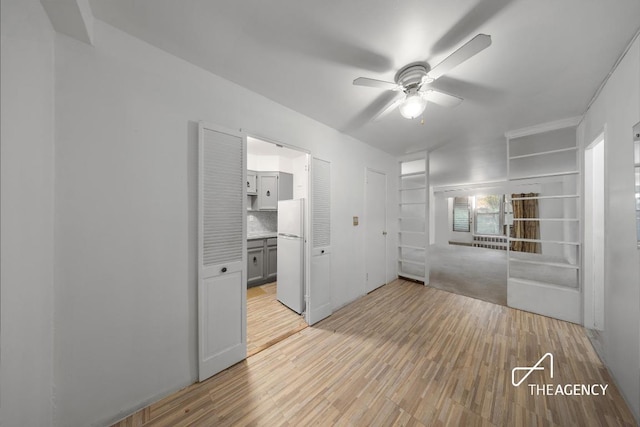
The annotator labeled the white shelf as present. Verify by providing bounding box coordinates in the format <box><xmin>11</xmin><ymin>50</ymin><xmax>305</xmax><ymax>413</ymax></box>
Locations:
<box><xmin>509</xmin><ymin>146</ymin><xmax>577</xmax><ymax>160</ymax></box>
<box><xmin>400</xmin><ymin>171</ymin><xmax>426</xmax><ymax>178</ymax></box>
<box><xmin>509</xmin><ymin>237</ymin><xmax>580</xmax><ymax>245</ymax></box>
<box><xmin>506</xmin><ymin>276</ymin><xmax>581</xmax><ymax>292</ymax></box>
<box><xmin>511</xmin><ymin>194</ymin><xmax>579</xmax><ymax>200</ymax></box>
<box><xmin>512</xmin><ymin>218</ymin><xmax>579</xmax><ymax>222</ymax></box>
<box><xmin>399</xmin><ymin>258</ymin><xmax>424</xmax><ymax>266</ymax></box>
<box><xmin>400</xmin><ymin>186</ymin><xmax>427</xmax><ymax>191</ymax></box>
<box><xmin>509</xmin><ymin>171</ymin><xmax>579</xmax><ymax>181</ymax></box>
<box><xmin>509</xmin><ymin>257</ymin><xmax>580</xmax><ymax>270</ymax></box>
<box><xmin>399</xmin><ymin>244</ymin><xmax>425</xmax><ymax>250</ymax></box>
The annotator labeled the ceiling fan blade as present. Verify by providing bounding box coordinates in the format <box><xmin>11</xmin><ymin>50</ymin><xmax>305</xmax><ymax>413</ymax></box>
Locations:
<box><xmin>422</xmin><ymin>89</ymin><xmax>463</xmax><ymax>108</ymax></box>
<box><xmin>372</xmin><ymin>93</ymin><xmax>404</xmax><ymax>121</ymax></box>
<box><xmin>427</xmin><ymin>34</ymin><xmax>491</xmax><ymax>80</ymax></box>
<box><xmin>353</xmin><ymin>77</ymin><xmax>401</xmax><ymax>91</ymax></box>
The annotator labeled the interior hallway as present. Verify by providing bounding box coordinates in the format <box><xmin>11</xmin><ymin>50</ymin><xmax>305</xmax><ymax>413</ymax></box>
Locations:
<box><xmin>113</xmin><ymin>279</ymin><xmax>634</xmax><ymax>426</ymax></box>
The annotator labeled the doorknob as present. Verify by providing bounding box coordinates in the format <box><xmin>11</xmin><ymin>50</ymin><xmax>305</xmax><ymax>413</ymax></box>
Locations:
<box><xmin>382</xmin><ymin>231</ymin><xmax>387</xmax><ymax>236</ymax></box>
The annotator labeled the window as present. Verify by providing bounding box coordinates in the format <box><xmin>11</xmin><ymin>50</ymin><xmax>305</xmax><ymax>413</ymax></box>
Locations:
<box><xmin>451</xmin><ymin>195</ymin><xmax>505</xmax><ymax>235</ymax></box>
<box><xmin>475</xmin><ymin>195</ymin><xmax>503</xmax><ymax>235</ymax></box>
<box><xmin>452</xmin><ymin>197</ymin><xmax>471</xmax><ymax>232</ymax></box>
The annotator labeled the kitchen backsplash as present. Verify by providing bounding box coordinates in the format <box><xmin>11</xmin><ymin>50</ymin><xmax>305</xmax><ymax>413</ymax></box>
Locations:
<box><xmin>247</xmin><ymin>211</ymin><xmax>277</xmax><ymax>235</ymax></box>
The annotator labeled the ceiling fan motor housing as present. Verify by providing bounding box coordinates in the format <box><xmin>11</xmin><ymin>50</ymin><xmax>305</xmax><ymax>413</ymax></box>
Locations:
<box><xmin>395</xmin><ymin>62</ymin><xmax>431</xmax><ymax>91</ymax></box>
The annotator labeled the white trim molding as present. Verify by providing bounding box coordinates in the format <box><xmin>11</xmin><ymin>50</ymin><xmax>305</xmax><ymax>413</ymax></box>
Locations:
<box><xmin>505</xmin><ymin>116</ymin><xmax>583</xmax><ymax>140</ymax></box>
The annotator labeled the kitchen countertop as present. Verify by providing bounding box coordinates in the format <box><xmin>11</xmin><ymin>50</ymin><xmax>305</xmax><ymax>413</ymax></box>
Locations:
<box><xmin>247</xmin><ymin>233</ymin><xmax>277</xmax><ymax>240</ymax></box>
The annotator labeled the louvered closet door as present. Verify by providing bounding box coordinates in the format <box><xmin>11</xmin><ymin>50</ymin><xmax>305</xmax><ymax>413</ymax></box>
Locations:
<box><xmin>308</xmin><ymin>157</ymin><xmax>332</xmax><ymax>325</ymax></box>
<box><xmin>198</xmin><ymin>123</ymin><xmax>246</xmax><ymax>382</ymax></box>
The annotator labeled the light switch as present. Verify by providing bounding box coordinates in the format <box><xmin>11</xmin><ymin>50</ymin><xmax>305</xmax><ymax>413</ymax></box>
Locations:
<box><xmin>353</xmin><ymin>216</ymin><xmax>359</xmax><ymax>226</ymax></box>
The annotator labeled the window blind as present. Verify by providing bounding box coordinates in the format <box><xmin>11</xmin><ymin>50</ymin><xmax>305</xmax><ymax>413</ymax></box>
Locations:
<box><xmin>453</xmin><ymin>197</ymin><xmax>471</xmax><ymax>232</ymax></box>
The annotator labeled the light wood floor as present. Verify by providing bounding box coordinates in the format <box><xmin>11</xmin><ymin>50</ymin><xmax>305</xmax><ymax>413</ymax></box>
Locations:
<box><xmin>113</xmin><ymin>279</ymin><xmax>636</xmax><ymax>426</ymax></box>
<box><xmin>247</xmin><ymin>282</ymin><xmax>307</xmax><ymax>357</ymax></box>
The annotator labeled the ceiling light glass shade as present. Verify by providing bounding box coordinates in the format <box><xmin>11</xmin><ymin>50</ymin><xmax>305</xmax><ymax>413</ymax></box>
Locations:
<box><xmin>398</xmin><ymin>93</ymin><xmax>427</xmax><ymax>119</ymax></box>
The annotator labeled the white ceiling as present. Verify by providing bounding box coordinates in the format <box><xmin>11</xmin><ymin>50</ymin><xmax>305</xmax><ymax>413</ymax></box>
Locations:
<box><xmin>88</xmin><ymin>0</ymin><xmax>640</xmax><ymax>186</ymax></box>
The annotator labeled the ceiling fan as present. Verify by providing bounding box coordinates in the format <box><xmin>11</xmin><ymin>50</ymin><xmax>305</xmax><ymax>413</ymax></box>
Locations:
<box><xmin>353</xmin><ymin>34</ymin><xmax>491</xmax><ymax>120</ymax></box>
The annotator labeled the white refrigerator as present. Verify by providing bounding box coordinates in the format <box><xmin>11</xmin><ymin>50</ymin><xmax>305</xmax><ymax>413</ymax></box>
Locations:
<box><xmin>277</xmin><ymin>199</ymin><xmax>305</xmax><ymax>314</ymax></box>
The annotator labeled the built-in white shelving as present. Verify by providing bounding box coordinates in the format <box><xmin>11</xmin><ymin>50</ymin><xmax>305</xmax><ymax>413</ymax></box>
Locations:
<box><xmin>397</xmin><ymin>154</ymin><xmax>428</xmax><ymax>283</ymax></box>
<box><xmin>505</xmin><ymin>122</ymin><xmax>582</xmax><ymax>323</ymax></box>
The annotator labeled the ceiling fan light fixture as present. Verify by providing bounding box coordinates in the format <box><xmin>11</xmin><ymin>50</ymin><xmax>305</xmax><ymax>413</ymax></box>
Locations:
<box><xmin>398</xmin><ymin>92</ymin><xmax>427</xmax><ymax>119</ymax></box>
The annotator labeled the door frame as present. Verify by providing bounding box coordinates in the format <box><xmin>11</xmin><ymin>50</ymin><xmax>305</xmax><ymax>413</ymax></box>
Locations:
<box><xmin>364</xmin><ymin>167</ymin><xmax>387</xmax><ymax>293</ymax></box>
<box><xmin>583</xmin><ymin>130</ymin><xmax>606</xmax><ymax>330</ymax></box>
<box><xmin>246</xmin><ymin>133</ymin><xmax>311</xmax><ymax>322</ymax></box>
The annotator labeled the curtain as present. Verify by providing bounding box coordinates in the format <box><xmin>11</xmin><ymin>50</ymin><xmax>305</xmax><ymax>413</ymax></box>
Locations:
<box><xmin>510</xmin><ymin>193</ymin><xmax>541</xmax><ymax>253</ymax></box>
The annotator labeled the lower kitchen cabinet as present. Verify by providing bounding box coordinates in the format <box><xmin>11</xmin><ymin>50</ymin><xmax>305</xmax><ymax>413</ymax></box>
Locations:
<box><xmin>247</xmin><ymin>246</ymin><xmax>265</xmax><ymax>286</ymax></box>
<box><xmin>247</xmin><ymin>237</ymin><xmax>277</xmax><ymax>287</ymax></box>
<box><xmin>266</xmin><ymin>238</ymin><xmax>278</xmax><ymax>281</ymax></box>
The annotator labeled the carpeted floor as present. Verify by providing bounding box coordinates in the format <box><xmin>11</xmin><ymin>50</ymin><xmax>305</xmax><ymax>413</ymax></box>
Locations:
<box><xmin>428</xmin><ymin>244</ymin><xmax>507</xmax><ymax>306</ymax></box>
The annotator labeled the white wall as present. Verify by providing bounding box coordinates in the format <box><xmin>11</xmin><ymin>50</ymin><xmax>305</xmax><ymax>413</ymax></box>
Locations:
<box><xmin>433</xmin><ymin>193</ymin><xmax>449</xmax><ymax>246</ymax></box>
<box><xmin>247</xmin><ymin>153</ymin><xmax>294</xmax><ymax>173</ymax></box>
<box><xmin>578</xmin><ymin>35</ymin><xmax>640</xmax><ymax>421</ymax></box>
<box><xmin>53</xmin><ymin>19</ymin><xmax>398</xmax><ymax>427</ymax></box>
<box><xmin>0</xmin><ymin>0</ymin><xmax>55</xmax><ymax>426</ymax></box>
<box><xmin>292</xmin><ymin>154</ymin><xmax>309</xmax><ymax>200</ymax></box>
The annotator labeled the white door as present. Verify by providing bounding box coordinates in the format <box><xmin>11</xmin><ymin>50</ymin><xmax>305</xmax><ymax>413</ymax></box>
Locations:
<box><xmin>307</xmin><ymin>158</ymin><xmax>332</xmax><ymax>325</ymax></box>
<box><xmin>365</xmin><ymin>169</ymin><xmax>387</xmax><ymax>293</ymax></box>
<box><xmin>198</xmin><ymin>123</ymin><xmax>247</xmax><ymax>382</ymax></box>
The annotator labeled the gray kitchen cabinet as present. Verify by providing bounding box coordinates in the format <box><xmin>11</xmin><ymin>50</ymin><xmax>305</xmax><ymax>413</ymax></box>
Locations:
<box><xmin>247</xmin><ymin>237</ymin><xmax>278</xmax><ymax>287</ymax></box>
<box><xmin>247</xmin><ymin>170</ymin><xmax>257</xmax><ymax>195</ymax></box>
<box><xmin>258</xmin><ymin>174</ymin><xmax>278</xmax><ymax>210</ymax></box>
<box><xmin>256</xmin><ymin>172</ymin><xmax>293</xmax><ymax>210</ymax></box>
<box><xmin>247</xmin><ymin>241</ymin><xmax>265</xmax><ymax>286</ymax></box>
<box><xmin>266</xmin><ymin>238</ymin><xmax>278</xmax><ymax>281</ymax></box>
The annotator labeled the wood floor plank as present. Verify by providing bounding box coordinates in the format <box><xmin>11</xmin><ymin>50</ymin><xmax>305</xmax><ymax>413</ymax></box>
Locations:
<box><xmin>247</xmin><ymin>282</ymin><xmax>308</xmax><ymax>357</ymax></box>
<box><xmin>113</xmin><ymin>279</ymin><xmax>636</xmax><ymax>427</ymax></box>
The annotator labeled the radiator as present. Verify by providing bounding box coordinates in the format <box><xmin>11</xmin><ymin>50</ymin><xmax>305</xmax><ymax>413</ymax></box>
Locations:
<box><xmin>472</xmin><ymin>235</ymin><xmax>507</xmax><ymax>250</ymax></box>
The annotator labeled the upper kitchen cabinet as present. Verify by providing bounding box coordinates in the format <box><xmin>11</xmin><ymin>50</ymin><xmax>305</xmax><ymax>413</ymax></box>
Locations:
<box><xmin>256</xmin><ymin>172</ymin><xmax>293</xmax><ymax>210</ymax></box>
<box><xmin>247</xmin><ymin>170</ymin><xmax>257</xmax><ymax>195</ymax></box>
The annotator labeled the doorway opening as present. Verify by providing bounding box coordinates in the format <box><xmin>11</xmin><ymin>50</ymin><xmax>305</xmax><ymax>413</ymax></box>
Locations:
<box><xmin>246</xmin><ymin>136</ymin><xmax>310</xmax><ymax>356</ymax></box>
<box><xmin>429</xmin><ymin>192</ymin><xmax>508</xmax><ymax>306</ymax></box>
<box><xmin>584</xmin><ymin>133</ymin><xmax>605</xmax><ymax>330</ymax></box>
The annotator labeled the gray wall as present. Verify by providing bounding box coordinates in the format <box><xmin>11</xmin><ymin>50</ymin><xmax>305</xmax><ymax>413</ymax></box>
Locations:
<box><xmin>0</xmin><ymin>0</ymin><xmax>55</xmax><ymax>425</ymax></box>
<box><xmin>579</xmin><ymin>34</ymin><xmax>640</xmax><ymax>421</ymax></box>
